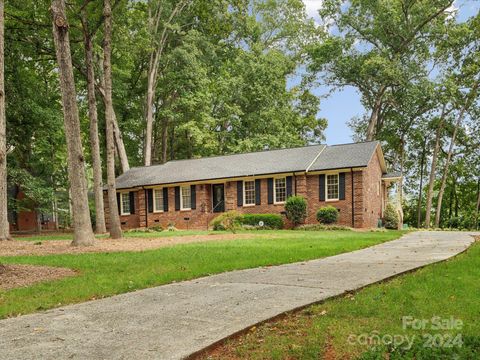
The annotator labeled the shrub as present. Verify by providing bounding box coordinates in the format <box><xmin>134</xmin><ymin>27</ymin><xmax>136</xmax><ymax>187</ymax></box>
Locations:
<box><xmin>209</xmin><ymin>211</ymin><xmax>242</xmax><ymax>232</ymax></box>
<box><xmin>285</xmin><ymin>196</ymin><xmax>307</xmax><ymax>226</ymax></box>
<box><xmin>316</xmin><ymin>206</ymin><xmax>339</xmax><ymax>224</ymax></box>
<box><xmin>240</xmin><ymin>214</ymin><xmax>284</xmax><ymax>229</ymax></box>
<box><xmin>383</xmin><ymin>203</ymin><xmax>399</xmax><ymax>229</ymax></box>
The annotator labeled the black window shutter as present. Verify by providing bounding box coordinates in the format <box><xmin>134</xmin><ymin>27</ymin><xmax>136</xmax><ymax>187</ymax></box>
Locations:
<box><xmin>163</xmin><ymin>188</ymin><xmax>169</xmax><ymax>212</ymax></box>
<box><xmin>255</xmin><ymin>179</ymin><xmax>261</xmax><ymax>205</ymax></box>
<box><xmin>116</xmin><ymin>192</ymin><xmax>121</xmax><ymax>215</ymax></box>
<box><xmin>237</xmin><ymin>181</ymin><xmax>243</xmax><ymax>206</ymax></box>
<box><xmin>175</xmin><ymin>186</ymin><xmax>180</xmax><ymax>211</ymax></box>
<box><xmin>319</xmin><ymin>174</ymin><xmax>326</xmax><ymax>201</ymax></box>
<box><xmin>129</xmin><ymin>192</ymin><xmax>135</xmax><ymax>214</ymax></box>
<box><xmin>286</xmin><ymin>176</ymin><xmax>293</xmax><ymax>198</ymax></box>
<box><xmin>147</xmin><ymin>189</ymin><xmax>153</xmax><ymax>213</ymax></box>
<box><xmin>339</xmin><ymin>173</ymin><xmax>346</xmax><ymax>200</ymax></box>
<box><xmin>267</xmin><ymin>178</ymin><xmax>274</xmax><ymax>204</ymax></box>
<box><xmin>191</xmin><ymin>185</ymin><xmax>196</xmax><ymax>210</ymax></box>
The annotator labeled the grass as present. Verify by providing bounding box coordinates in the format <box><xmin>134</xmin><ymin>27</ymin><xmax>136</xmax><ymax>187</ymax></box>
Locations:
<box><xmin>203</xmin><ymin>236</ymin><xmax>480</xmax><ymax>360</ymax></box>
<box><xmin>13</xmin><ymin>229</ymin><xmax>214</xmax><ymax>241</ymax></box>
<box><xmin>0</xmin><ymin>230</ymin><xmax>404</xmax><ymax>319</ymax></box>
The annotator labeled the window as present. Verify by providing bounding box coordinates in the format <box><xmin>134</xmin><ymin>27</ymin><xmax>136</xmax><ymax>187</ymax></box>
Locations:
<box><xmin>180</xmin><ymin>186</ymin><xmax>191</xmax><ymax>210</ymax></box>
<box><xmin>274</xmin><ymin>177</ymin><xmax>286</xmax><ymax>204</ymax></box>
<box><xmin>244</xmin><ymin>180</ymin><xmax>255</xmax><ymax>206</ymax></box>
<box><xmin>120</xmin><ymin>192</ymin><xmax>130</xmax><ymax>215</ymax></box>
<box><xmin>154</xmin><ymin>189</ymin><xmax>164</xmax><ymax>212</ymax></box>
<box><xmin>326</xmin><ymin>174</ymin><xmax>339</xmax><ymax>200</ymax></box>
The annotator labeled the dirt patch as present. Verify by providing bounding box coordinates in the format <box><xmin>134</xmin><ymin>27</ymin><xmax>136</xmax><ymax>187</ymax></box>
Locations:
<box><xmin>0</xmin><ymin>264</ymin><xmax>77</xmax><ymax>290</ymax></box>
<box><xmin>0</xmin><ymin>233</ymin><xmax>256</xmax><ymax>257</ymax></box>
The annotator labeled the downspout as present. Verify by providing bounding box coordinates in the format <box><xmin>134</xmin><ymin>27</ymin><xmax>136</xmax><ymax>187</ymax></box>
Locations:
<box><xmin>351</xmin><ymin>168</ymin><xmax>355</xmax><ymax>228</ymax></box>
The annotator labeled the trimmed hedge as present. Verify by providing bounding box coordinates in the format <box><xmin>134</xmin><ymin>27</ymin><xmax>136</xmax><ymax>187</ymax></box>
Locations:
<box><xmin>210</xmin><ymin>212</ymin><xmax>284</xmax><ymax>230</ymax></box>
<box><xmin>240</xmin><ymin>214</ymin><xmax>284</xmax><ymax>229</ymax></box>
<box><xmin>316</xmin><ymin>205</ymin><xmax>339</xmax><ymax>224</ymax></box>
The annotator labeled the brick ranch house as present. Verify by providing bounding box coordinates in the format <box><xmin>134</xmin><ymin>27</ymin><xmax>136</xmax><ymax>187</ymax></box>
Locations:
<box><xmin>104</xmin><ymin>141</ymin><xmax>401</xmax><ymax>230</ymax></box>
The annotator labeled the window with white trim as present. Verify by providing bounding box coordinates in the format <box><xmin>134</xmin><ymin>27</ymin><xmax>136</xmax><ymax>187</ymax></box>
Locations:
<box><xmin>326</xmin><ymin>174</ymin><xmax>339</xmax><ymax>200</ymax></box>
<box><xmin>154</xmin><ymin>189</ymin><xmax>164</xmax><ymax>212</ymax></box>
<box><xmin>180</xmin><ymin>186</ymin><xmax>191</xmax><ymax>210</ymax></box>
<box><xmin>274</xmin><ymin>177</ymin><xmax>286</xmax><ymax>203</ymax></box>
<box><xmin>120</xmin><ymin>192</ymin><xmax>130</xmax><ymax>215</ymax></box>
<box><xmin>244</xmin><ymin>180</ymin><xmax>255</xmax><ymax>206</ymax></box>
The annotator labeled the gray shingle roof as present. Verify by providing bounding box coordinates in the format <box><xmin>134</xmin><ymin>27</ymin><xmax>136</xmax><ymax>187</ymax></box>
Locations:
<box><xmin>308</xmin><ymin>141</ymin><xmax>379</xmax><ymax>171</ymax></box>
<box><xmin>114</xmin><ymin>141</ymin><xmax>380</xmax><ymax>189</ymax></box>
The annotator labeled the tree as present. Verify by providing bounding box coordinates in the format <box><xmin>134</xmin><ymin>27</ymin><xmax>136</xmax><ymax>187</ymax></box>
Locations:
<box><xmin>0</xmin><ymin>0</ymin><xmax>9</xmax><ymax>241</ymax></box>
<box><xmin>143</xmin><ymin>0</ymin><xmax>189</xmax><ymax>166</ymax></box>
<box><xmin>80</xmin><ymin>3</ymin><xmax>106</xmax><ymax>234</ymax></box>
<box><xmin>434</xmin><ymin>81</ymin><xmax>479</xmax><ymax>227</ymax></box>
<box><xmin>310</xmin><ymin>0</ymin><xmax>455</xmax><ymax>140</ymax></box>
<box><xmin>424</xmin><ymin>105</ymin><xmax>447</xmax><ymax>227</ymax></box>
<box><xmin>51</xmin><ymin>0</ymin><xmax>95</xmax><ymax>246</ymax></box>
<box><xmin>103</xmin><ymin>0</ymin><xmax>122</xmax><ymax>239</ymax></box>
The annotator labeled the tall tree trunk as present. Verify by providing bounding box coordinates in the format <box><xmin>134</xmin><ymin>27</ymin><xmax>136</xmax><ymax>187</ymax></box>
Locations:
<box><xmin>434</xmin><ymin>111</ymin><xmax>465</xmax><ymax>227</ymax></box>
<box><xmin>0</xmin><ymin>0</ymin><xmax>9</xmax><ymax>241</ymax></box>
<box><xmin>97</xmin><ymin>81</ymin><xmax>130</xmax><ymax>174</ymax></box>
<box><xmin>425</xmin><ymin>109</ymin><xmax>446</xmax><ymax>228</ymax></box>
<box><xmin>143</xmin><ymin>0</ymin><xmax>188</xmax><ymax>166</ymax></box>
<box><xmin>144</xmin><ymin>61</ymin><xmax>157</xmax><ymax>166</ymax></box>
<box><xmin>434</xmin><ymin>81</ymin><xmax>479</xmax><ymax>227</ymax></box>
<box><xmin>416</xmin><ymin>136</ymin><xmax>427</xmax><ymax>228</ymax></box>
<box><xmin>81</xmin><ymin>11</ymin><xmax>106</xmax><ymax>234</ymax></box>
<box><xmin>103</xmin><ymin>0</ymin><xmax>122</xmax><ymax>239</ymax></box>
<box><xmin>161</xmin><ymin>116</ymin><xmax>168</xmax><ymax>163</ymax></box>
<box><xmin>476</xmin><ymin>177</ymin><xmax>480</xmax><ymax>230</ymax></box>
<box><xmin>51</xmin><ymin>0</ymin><xmax>94</xmax><ymax>246</ymax></box>
<box><xmin>366</xmin><ymin>85</ymin><xmax>386</xmax><ymax>141</ymax></box>
<box><xmin>112</xmin><ymin>110</ymin><xmax>130</xmax><ymax>173</ymax></box>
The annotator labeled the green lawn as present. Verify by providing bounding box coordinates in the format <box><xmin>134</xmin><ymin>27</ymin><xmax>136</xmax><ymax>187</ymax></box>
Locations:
<box><xmin>13</xmin><ymin>229</ymin><xmax>214</xmax><ymax>241</ymax></box>
<box><xmin>204</xmin><ymin>237</ymin><xmax>480</xmax><ymax>360</ymax></box>
<box><xmin>0</xmin><ymin>230</ymin><xmax>404</xmax><ymax>319</ymax></box>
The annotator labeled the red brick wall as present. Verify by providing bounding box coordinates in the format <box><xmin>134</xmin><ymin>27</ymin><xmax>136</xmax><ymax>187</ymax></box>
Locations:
<box><xmin>104</xmin><ymin>160</ymin><xmax>385</xmax><ymax>231</ymax></box>
<box><xmin>300</xmin><ymin>171</ymin><xmax>362</xmax><ymax>227</ymax></box>
<box><xmin>362</xmin><ymin>151</ymin><xmax>384</xmax><ymax>228</ymax></box>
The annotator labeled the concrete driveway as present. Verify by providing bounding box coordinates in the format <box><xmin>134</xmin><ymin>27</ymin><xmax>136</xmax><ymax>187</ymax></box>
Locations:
<box><xmin>0</xmin><ymin>231</ymin><xmax>476</xmax><ymax>360</ymax></box>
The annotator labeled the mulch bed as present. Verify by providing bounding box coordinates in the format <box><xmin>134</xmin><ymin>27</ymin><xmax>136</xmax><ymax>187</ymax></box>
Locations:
<box><xmin>0</xmin><ymin>264</ymin><xmax>77</xmax><ymax>291</ymax></box>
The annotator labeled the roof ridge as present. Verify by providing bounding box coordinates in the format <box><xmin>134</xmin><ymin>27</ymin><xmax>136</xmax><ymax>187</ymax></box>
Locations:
<box><xmin>327</xmin><ymin>140</ymin><xmax>379</xmax><ymax>147</ymax></box>
<box><xmin>139</xmin><ymin>143</ymin><xmax>327</xmax><ymax>169</ymax></box>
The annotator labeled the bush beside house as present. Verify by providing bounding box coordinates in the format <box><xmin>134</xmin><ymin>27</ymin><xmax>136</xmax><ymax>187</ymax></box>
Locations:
<box><xmin>240</xmin><ymin>214</ymin><xmax>284</xmax><ymax>229</ymax></box>
<box><xmin>209</xmin><ymin>211</ymin><xmax>242</xmax><ymax>232</ymax></box>
<box><xmin>383</xmin><ymin>203</ymin><xmax>399</xmax><ymax>229</ymax></box>
<box><xmin>285</xmin><ymin>196</ymin><xmax>307</xmax><ymax>227</ymax></box>
<box><xmin>316</xmin><ymin>206</ymin><xmax>339</xmax><ymax>224</ymax></box>
<box><xmin>210</xmin><ymin>212</ymin><xmax>284</xmax><ymax>231</ymax></box>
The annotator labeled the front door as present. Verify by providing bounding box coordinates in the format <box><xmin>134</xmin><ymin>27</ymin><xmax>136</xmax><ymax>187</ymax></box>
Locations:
<box><xmin>212</xmin><ymin>184</ymin><xmax>225</xmax><ymax>213</ymax></box>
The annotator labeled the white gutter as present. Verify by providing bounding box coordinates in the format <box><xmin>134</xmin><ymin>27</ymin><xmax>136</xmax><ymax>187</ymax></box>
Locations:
<box><xmin>305</xmin><ymin>145</ymin><xmax>326</xmax><ymax>173</ymax></box>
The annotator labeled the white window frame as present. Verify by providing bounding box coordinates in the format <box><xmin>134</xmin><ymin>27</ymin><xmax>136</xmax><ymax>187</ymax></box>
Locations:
<box><xmin>120</xmin><ymin>192</ymin><xmax>131</xmax><ymax>215</ymax></box>
<box><xmin>326</xmin><ymin>173</ymin><xmax>339</xmax><ymax>201</ymax></box>
<box><xmin>180</xmin><ymin>186</ymin><xmax>191</xmax><ymax>211</ymax></box>
<box><xmin>243</xmin><ymin>180</ymin><xmax>256</xmax><ymax>206</ymax></box>
<box><xmin>153</xmin><ymin>188</ymin><xmax>164</xmax><ymax>213</ymax></box>
<box><xmin>273</xmin><ymin>177</ymin><xmax>287</xmax><ymax>204</ymax></box>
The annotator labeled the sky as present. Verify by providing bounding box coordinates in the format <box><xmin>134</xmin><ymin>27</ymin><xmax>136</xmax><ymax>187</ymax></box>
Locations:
<box><xmin>301</xmin><ymin>0</ymin><xmax>480</xmax><ymax>145</ymax></box>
